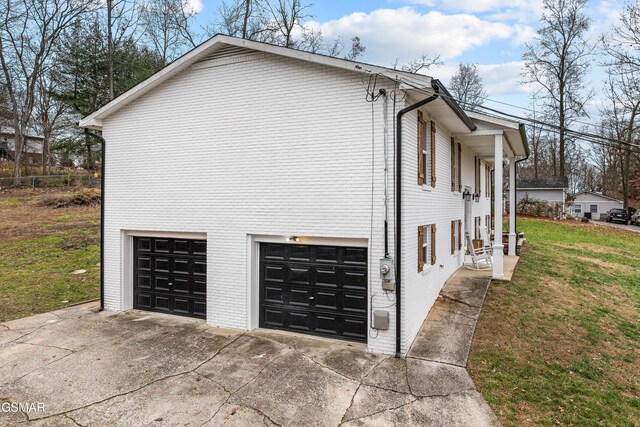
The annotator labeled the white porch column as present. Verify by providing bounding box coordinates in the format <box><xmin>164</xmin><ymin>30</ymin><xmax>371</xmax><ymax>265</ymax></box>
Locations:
<box><xmin>493</xmin><ymin>134</ymin><xmax>504</xmax><ymax>279</ymax></box>
<box><xmin>508</xmin><ymin>157</ymin><xmax>517</xmax><ymax>256</ymax></box>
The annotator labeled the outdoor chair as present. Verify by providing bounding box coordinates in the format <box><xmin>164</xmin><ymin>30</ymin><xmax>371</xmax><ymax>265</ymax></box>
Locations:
<box><xmin>479</xmin><ymin>226</ymin><xmax>494</xmax><ymax>256</ymax></box>
<box><xmin>465</xmin><ymin>232</ymin><xmax>492</xmax><ymax>270</ymax></box>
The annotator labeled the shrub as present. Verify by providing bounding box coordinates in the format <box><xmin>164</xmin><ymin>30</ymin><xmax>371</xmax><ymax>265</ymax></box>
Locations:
<box><xmin>40</xmin><ymin>188</ymin><xmax>101</xmax><ymax>208</ymax></box>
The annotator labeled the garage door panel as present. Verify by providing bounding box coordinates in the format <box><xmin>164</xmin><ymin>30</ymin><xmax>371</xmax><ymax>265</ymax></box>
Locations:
<box><xmin>316</xmin><ymin>246</ymin><xmax>339</xmax><ymax>263</ymax></box>
<box><xmin>134</xmin><ymin>237</ymin><xmax>206</xmax><ymax>319</ymax></box>
<box><xmin>173</xmin><ymin>258</ymin><xmax>190</xmax><ymax>275</ymax></box>
<box><xmin>343</xmin><ymin>270</ymin><xmax>368</xmax><ymax>291</ymax></box>
<box><xmin>288</xmin><ymin>266</ymin><xmax>311</xmax><ymax>284</ymax></box>
<box><xmin>315</xmin><ymin>291</ymin><xmax>338</xmax><ymax>310</ymax></box>
<box><xmin>290</xmin><ymin>245</ymin><xmax>312</xmax><ymax>261</ymax></box>
<box><xmin>260</xmin><ymin>243</ymin><xmax>367</xmax><ymax>343</ymax></box>
<box><xmin>193</xmin><ymin>279</ymin><xmax>207</xmax><ymax>297</ymax></box>
<box><xmin>172</xmin><ymin>277</ymin><xmax>190</xmax><ymax>294</ymax></box>
<box><xmin>344</xmin><ymin>248</ymin><xmax>367</xmax><ymax>265</ymax></box>
<box><xmin>289</xmin><ymin>288</ymin><xmax>311</xmax><ymax>307</ymax></box>
<box><xmin>343</xmin><ymin>293</ymin><xmax>367</xmax><ymax>313</ymax></box>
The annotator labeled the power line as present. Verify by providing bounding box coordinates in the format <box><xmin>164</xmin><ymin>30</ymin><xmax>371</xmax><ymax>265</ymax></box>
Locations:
<box><xmin>396</xmin><ymin>78</ymin><xmax>640</xmax><ymax>155</ymax></box>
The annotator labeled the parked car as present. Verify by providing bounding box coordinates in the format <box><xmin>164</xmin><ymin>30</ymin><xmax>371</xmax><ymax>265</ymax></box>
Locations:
<box><xmin>631</xmin><ymin>210</ymin><xmax>640</xmax><ymax>226</ymax></box>
<box><xmin>606</xmin><ymin>208</ymin><xmax>630</xmax><ymax>224</ymax></box>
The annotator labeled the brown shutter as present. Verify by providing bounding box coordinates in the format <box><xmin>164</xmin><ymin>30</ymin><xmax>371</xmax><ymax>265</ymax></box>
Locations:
<box><xmin>430</xmin><ymin>121</ymin><xmax>436</xmax><ymax>187</ymax></box>
<box><xmin>430</xmin><ymin>224</ymin><xmax>437</xmax><ymax>265</ymax></box>
<box><xmin>457</xmin><ymin>143</ymin><xmax>462</xmax><ymax>193</ymax></box>
<box><xmin>458</xmin><ymin>220</ymin><xmax>462</xmax><ymax>250</ymax></box>
<box><xmin>474</xmin><ymin>157</ymin><xmax>478</xmax><ymax>195</ymax></box>
<box><xmin>450</xmin><ymin>138</ymin><xmax>455</xmax><ymax>192</ymax></box>
<box><xmin>418</xmin><ymin>226</ymin><xmax>425</xmax><ymax>272</ymax></box>
<box><xmin>451</xmin><ymin>221</ymin><xmax>455</xmax><ymax>254</ymax></box>
<box><xmin>418</xmin><ymin>112</ymin><xmax>425</xmax><ymax>185</ymax></box>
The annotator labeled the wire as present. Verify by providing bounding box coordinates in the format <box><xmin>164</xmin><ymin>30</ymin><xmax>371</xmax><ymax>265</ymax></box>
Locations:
<box><xmin>397</xmin><ymin>78</ymin><xmax>640</xmax><ymax>155</ymax></box>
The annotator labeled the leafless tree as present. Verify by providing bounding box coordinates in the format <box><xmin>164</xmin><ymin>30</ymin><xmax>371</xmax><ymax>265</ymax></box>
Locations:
<box><xmin>601</xmin><ymin>1</ymin><xmax>640</xmax><ymax>209</ymax></box>
<box><xmin>264</xmin><ymin>0</ymin><xmax>310</xmax><ymax>48</ymax></box>
<box><xmin>35</xmin><ymin>68</ymin><xmax>67</xmax><ymax>175</ymax></box>
<box><xmin>395</xmin><ymin>54</ymin><xmax>442</xmax><ymax>74</ymax></box>
<box><xmin>523</xmin><ymin>0</ymin><xmax>593</xmax><ymax>178</ymax></box>
<box><xmin>105</xmin><ymin>0</ymin><xmax>141</xmax><ymax>100</ymax></box>
<box><xmin>141</xmin><ymin>0</ymin><xmax>199</xmax><ymax>67</ymax></box>
<box><xmin>448</xmin><ymin>63</ymin><xmax>486</xmax><ymax>111</ymax></box>
<box><xmin>0</xmin><ymin>0</ymin><xmax>91</xmax><ymax>184</ymax></box>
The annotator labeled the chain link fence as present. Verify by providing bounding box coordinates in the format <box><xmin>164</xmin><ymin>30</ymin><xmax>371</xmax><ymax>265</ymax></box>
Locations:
<box><xmin>0</xmin><ymin>174</ymin><xmax>101</xmax><ymax>189</ymax></box>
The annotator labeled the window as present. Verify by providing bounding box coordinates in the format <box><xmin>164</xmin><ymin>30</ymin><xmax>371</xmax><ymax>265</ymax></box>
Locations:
<box><xmin>485</xmin><ymin>214</ymin><xmax>491</xmax><ymax>232</ymax></box>
<box><xmin>418</xmin><ymin>224</ymin><xmax>436</xmax><ymax>272</ymax></box>
<box><xmin>590</xmin><ymin>204</ymin><xmax>598</xmax><ymax>214</ymax></box>
<box><xmin>574</xmin><ymin>204</ymin><xmax>582</xmax><ymax>214</ymax></box>
<box><xmin>451</xmin><ymin>139</ymin><xmax>461</xmax><ymax>192</ymax></box>
<box><xmin>451</xmin><ymin>220</ymin><xmax>462</xmax><ymax>254</ymax></box>
<box><xmin>474</xmin><ymin>216</ymin><xmax>481</xmax><ymax>240</ymax></box>
<box><xmin>418</xmin><ymin>111</ymin><xmax>436</xmax><ymax>187</ymax></box>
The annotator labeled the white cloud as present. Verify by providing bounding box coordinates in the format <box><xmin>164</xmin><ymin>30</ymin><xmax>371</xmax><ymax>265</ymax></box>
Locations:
<box><xmin>307</xmin><ymin>7</ymin><xmax>513</xmax><ymax>64</ymax></box>
<box><xmin>187</xmin><ymin>0</ymin><xmax>204</xmax><ymax>14</ymax></box>
<box><xmin>406</xmin><ymin>0</ymin><xmax>543</xmax><ymax>16</ymax></box>
<box><xmin>435</xmin><ymin>61</ymin><xmax>531</xmax><ymax>97</ymax></box>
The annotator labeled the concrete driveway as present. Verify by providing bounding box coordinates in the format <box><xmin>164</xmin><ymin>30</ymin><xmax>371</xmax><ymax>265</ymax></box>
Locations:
<box><xmin>1</xmin><ymin>275</ymin><xmax>498</xmax><ymax>427</ymax></box>
<box><xmin>596</xmin><ymin>220</ymin><xmax>640</xmax><ymax>233</ymax></box>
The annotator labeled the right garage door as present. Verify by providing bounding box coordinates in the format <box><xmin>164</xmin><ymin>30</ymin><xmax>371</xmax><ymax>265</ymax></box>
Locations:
<box><xmin>259</xmin><ymin>243</ymin><xmax>368</xmax><ymax>342</ymax></box>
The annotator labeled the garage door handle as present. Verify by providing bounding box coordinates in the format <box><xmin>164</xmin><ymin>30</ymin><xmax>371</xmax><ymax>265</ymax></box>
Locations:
<box><xmin>309</xmin><ymin>296</ymin><xmax>314</xmax><ymax>300</ymax></box>
<box><xmin>168</xmin><ymin>282</ymin><xmax>173</xmax><ymax>286</ymax></box>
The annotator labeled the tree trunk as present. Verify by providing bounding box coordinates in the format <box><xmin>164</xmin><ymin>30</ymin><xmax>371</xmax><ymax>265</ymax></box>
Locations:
<box><xmin>242</xmin><ymin>0</ymin><xmax>250</xmax><ymax>39</ymax></box>
<box><xmin>42</xmin><ymin>131</ymin><xmax>50</xmax><ymax>176</ymax></box>
<box><xmin>107</xmin><ymin>0</ymin><xmax>114</xmax><ymax>100</ymax></box>
<box><xmin>12</xmin><ymin>119</ymin><xmax>24</xmax><ymax>185</ymax></box>
<box><xmin>558</xmin><ymin>84</ymin><xmax>565</xmax><ymax>178</ymax></box>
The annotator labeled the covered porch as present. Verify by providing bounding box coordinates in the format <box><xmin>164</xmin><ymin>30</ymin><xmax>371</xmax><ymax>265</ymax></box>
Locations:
<box><xmin>454</xmin><ymin>111</ymin><xmax>530</xmax><ymax>280</ymax></box>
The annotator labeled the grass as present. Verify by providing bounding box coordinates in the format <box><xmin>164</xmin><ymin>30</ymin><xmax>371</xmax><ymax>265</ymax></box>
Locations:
<box><xmin>0</xmin><ymin>187</ymin><xmax>100</xmax><ymax>322</ymax></box>
<box><xmin>469</xmin><ymin>217</ymin><xmax>640</xmax><ymax>426</ymax></box>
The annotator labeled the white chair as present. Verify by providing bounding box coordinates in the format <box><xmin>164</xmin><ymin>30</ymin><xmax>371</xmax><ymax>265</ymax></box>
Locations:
<box><xmin>465</xmin><ymin>232</ymin><xmax>492</xmax><ymax>270</ymax></box>
<box><xmin>479</xmin><ymin>226</ymin><xmax>494</xmax><ymax>256</ymax></box>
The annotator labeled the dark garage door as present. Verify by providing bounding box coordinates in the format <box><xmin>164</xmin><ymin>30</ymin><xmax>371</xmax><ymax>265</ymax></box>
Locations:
<box><xmin>134</xmin><ymin>237</ymin><xmax>207</xmax><ymax>319</ymax></box>
<box><xmin>260</xmin><ymin>243</ymin><xmax>368</xmax><ymax>342</ymax></box>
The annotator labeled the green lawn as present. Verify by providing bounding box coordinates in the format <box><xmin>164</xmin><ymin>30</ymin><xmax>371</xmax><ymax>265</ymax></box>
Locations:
<box><xmin>469</xmin><ymin>218</ymin><xmax>640</xmax><ymax>426</ymax></box>
<box><xmin>0</xmin><ymin>188</ymin><xmax>100</xmax><ymax>322</ymax></box>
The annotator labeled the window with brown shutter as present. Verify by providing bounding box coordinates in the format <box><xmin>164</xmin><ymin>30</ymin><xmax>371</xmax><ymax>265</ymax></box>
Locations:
<box><xmin>418</xmin><ymin>226</ymin><xmax>425</xmax><ymax>272</ymax></box>
<box><xmin>457</xmin><ymin>143</ymin><xmax>462</xmax><ymax>193</ymax></box>
<box><xmin>485</xmin><ymin>215</ymin><xmax>491</xmax><ymax>233</ymax></box>
<box><xmin>430</xmin><ymin>224</ymin><xmax>436</xmax><ymax>265</ymax></box>
<box><xmin>419</xmin><ymin>224</ymin><xmax>436</xmax><ymax>271</ymax></box>
<box><xmin>475</xmin><ymin>216</ymin><xmax>481</xmax><ymax>240</ymax></box>
<box><xmin>451</xmin><ymin>221</ymin><xmax>455</xmax><ymax>254</ymax></box>
<box><xmin>417</xmin><ymin>112</ymin><xmax>426</xmax><ymax>185</ymax></box>
<box><xmin>430</xmin><ymin>121</ymin><xmax>436</xmax><ymax>187</ymax></box>
<box><xmin>451</xmin><ymin>220</ymin><xmax>462</xmax><ymax>254</ymax></box>
<box><xmin>450</xmin><ymin>138</ymin><xmax>455</xmax><ymax>192</ymax></box>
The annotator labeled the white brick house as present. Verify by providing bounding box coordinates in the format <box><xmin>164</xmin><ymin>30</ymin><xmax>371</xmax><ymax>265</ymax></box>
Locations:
<box><xmin>80</xmin><ymin>35</ymin><xmax>528</xmax><ymax>356</ymax></box>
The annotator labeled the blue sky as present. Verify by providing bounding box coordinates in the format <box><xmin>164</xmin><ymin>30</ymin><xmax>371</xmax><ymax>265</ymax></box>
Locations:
<box><xmin>189</xmin><ymin>0</ymin><xmax>627</xmax><ymax>116</ymax></box>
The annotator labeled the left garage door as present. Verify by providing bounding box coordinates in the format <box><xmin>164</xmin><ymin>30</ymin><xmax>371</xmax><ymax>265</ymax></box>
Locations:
<box><xmin>133</xmin><ymin>237</ymin><xmax>207</xmax><ymax>319</ymax></box>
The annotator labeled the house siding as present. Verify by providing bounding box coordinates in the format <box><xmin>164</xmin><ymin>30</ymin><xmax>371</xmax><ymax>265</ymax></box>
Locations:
<box><xmin>101</xmin><ymin>50</ymin><xmax>492</xmax><ymax>355</ymax></box>
<box><xmin>102</xmin><ymin>52</ymin><xmax>401</xmax><ymax>354</ymax></box>
<box><xmin>516</xmin><ymin>189</ymin><xmax>565</xmax><ymax>203</ymax></box>
<box><xmin>400</xmin><ymin>104</ymin><xmax>491</xmax><ymax>353</ymax></box>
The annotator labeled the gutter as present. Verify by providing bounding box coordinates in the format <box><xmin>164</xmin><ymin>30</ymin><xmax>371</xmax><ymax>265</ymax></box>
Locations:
<box><xmin>83</xmin><ymin>128</ymin><xmax>106</xmax><ymax>312</ymax></box>
<box><xmin>395</xmin><ymin>83</ymin><xmax>440</xmax><ymax>357</ymax></box>
<box><xmin>514</xmin><ymin>124</ymin><xmax>530</xmax><ymax>234</ymax></box>
<box><xmin>431</xmin><ymin>79</ymin><xmax>477</xmax><ymax>132</ymax></box>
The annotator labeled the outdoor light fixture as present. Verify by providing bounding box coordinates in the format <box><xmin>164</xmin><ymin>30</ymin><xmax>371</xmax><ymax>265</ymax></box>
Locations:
<box><xmin>289</xmin><ymin>236</ymin><xmax>300</xmax><ymax>242</ymax></box>
<box><xmin>462</xmin><ymin>189</ymin><xmax>472</xmax><ymax>202</ymax></box>
<box><xmin>474</xmin><ymin>193</ymin><xmax>480</xmax><ymax>203</ymax></box>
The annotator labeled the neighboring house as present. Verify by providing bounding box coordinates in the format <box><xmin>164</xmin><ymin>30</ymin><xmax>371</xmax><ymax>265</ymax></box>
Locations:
<box><xmin>516</xmin><ymin>176</ymin><xmax>568</xmax><ymax>215</ymax></box>
<box><xmin>79</xmin><ymin>35</ymin><xmax>528</xmax><ymax>356</ymax></box>
<box><xmin>571</xmin><ymin>191</ymin><xmax>623</xmax><ymax>220</ymax></box>
<box><xmin>0</xmin><ymin>128</ymin><xmax>44</xmax><ymax>165</ymax></box>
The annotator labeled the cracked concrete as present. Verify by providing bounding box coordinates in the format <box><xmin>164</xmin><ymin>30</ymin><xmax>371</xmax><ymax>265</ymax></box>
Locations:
<box><xmin>0</xmin><ymin>268</ymin><xmax>498</xmax><ymax>426</ymax></box>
